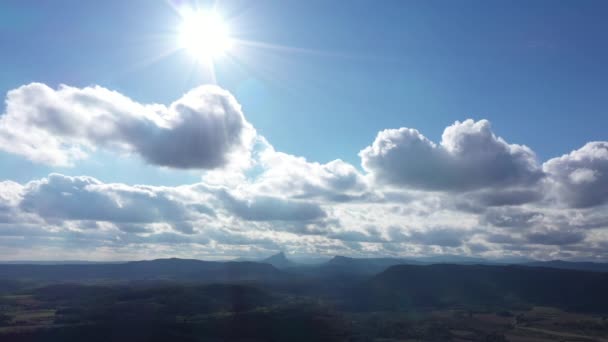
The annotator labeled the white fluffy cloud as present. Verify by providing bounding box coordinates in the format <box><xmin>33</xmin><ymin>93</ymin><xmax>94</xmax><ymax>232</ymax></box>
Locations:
<box><xmin>0</xmin><ymin>83</ymin><xmax>255</xmax><ymax>168</ymax></box>
<box><xmin>217</xmin><ymin>190</ymin><xmax>327</xmax><ymax>222</ymax></box>
<box><xmin>19</xmin><ymin>173</ymin><xmax>210</xmax><ymax>224</ymax></box>
<box><xmin>360</xmin><ymin>119</ymin><xmax>543</xmax><ymax>191</ymax></box>
<box><xmin>543</xmin><ymin>142</ymin><xmax>608</xmax><ymax>208</ymax></box>
<box><xmin>250</xmin><ymin>140</ymin><xmax>368</xmax><ymax>201</ymax></box>
<box><xmin>2</xmin><ymin>83</ymin><xmax>608</xmax><ymax>260</ymax></box>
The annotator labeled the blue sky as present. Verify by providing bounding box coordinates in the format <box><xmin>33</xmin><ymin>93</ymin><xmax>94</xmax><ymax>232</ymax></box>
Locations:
<box><xmin>2</xmin><ymin>0</ymin><xmax>607</xmax><ymax>184</ymax></box>
<box><xmin>0</xmin><ymin>1</ymin><xmax>607</xmax><ymax>260</ymax></box>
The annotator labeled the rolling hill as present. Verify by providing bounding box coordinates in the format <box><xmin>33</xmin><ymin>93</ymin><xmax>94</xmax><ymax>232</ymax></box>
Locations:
<box><xmin>360</xmin><ymin>263</ymin><xmax>608</xmax><ymax>312</ymax></box>
<box><xmin>0</xmin><ymin>258</ymin><xmax>284</xmax><ymax>283</ymax></box>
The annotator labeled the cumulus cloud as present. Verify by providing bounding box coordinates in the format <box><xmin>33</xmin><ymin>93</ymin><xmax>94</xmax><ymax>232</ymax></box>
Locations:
<box><xmin>0</xmin><ymin>181</ymin><xmax>24</xmax><ymax>223</ymax></box>
<box><xmin>19</xmin><ymin>173</ymin><xmax>207</xmax><ymax>224</ymax></box>
<box><xmin>249</xmin><ymin>140</ymin><xmax>368</xmax><ymax>201</ymax></box>
<box><xmin>481</xmin><ymin>208</ymin><xmax>544</xmax><ymax>228</ymax></box>
<box><xmin>525</xmin><ymin>230</ymin><xmax>586</xmax><ymax>246</ymax></box>
<box><xmin>465</xmin><ymin>188</ymin><xmax>543</xmax><ymax>207</ymax></box>
<box><xmin>407</xmin><ymin>228</ymin><xmax>466</xmax><ymax>247</ymax></box>
<box><xmin>0</xmin><ymin>83</ymin><xmax>255</xmax><ymax>169</ymax></box>
<box><xmin>486</xmin><ymin>233</ymin><xmax>523</xmax><ymax>245</ymax></box>
<box><xmin>218</xmin><ymin>190</ymin><xmax>326</xmax><ymax>222</ymax></box>
<box><xmin>543</xmin><ymin>142</ymin><xmax>608</xmax><ymax>208</ymax></box>
<box><xmin>2</xmin><ymin>81</ymin><xmax>608</xmax><ymax>261</ymax></box>
<box><xmin>448</xmin><ymin>188</ymin><xmax>543</xmax><ymax>214</ymax></box>
<box><xmin>360</xmin><ymin>119</ymin><xmax>543</xmax><ymax>191</ymax></box>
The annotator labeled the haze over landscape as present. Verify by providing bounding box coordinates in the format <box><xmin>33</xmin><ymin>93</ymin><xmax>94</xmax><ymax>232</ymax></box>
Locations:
<box><xmin>1</xmin><ymin>1</ymin><xmax>608</xmax><ymax>341</ymax></box>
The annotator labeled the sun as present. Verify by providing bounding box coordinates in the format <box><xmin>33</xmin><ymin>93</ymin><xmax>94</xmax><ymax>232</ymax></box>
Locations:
<box><xmin>179</xmin><ymin>10</ymin><xmax>232</xmax><ymax>60</ymax></box>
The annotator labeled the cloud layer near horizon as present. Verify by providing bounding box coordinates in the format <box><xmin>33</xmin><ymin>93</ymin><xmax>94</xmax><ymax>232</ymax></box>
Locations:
<box><xmin>1</xmin><ymin>83</ymin><xmax>608</xmax><ymax>261</ymax></box>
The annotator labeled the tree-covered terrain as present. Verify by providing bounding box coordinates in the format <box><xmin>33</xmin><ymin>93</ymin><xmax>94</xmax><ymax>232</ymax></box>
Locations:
<box><xmin>1</xmin><ymin>258</ymin><xmax>608</xmax><ymax>341</ymax></box>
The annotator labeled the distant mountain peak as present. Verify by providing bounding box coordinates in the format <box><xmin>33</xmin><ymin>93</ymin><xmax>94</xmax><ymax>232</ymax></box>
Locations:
<box><xmin>328</xmin><ymin>255</ymin><xmax>353</xmax><ymax>264</ymax></box>
<box><xmin>265</xmin><ymin>252</ymin><xmax>287</xmax><ymax>262</ymax></box>
<box><xmin>262</xmin><ymin>252</ymin><xmax>295</xmax><ymax>269</ymax></box>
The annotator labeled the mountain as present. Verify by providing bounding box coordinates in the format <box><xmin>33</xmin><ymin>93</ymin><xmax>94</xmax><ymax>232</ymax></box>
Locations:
<box><xmin>0</xmin><ymin>260</ymin><xmax>124</xmax><ymax>265</ymax></box>
<box><xmin>261</xmin><ymin>252</ymin><xmax>296</xmax><ymax>269</ymax></box>
<box><xmin>0</xmin><ymin>258</ymin><xmax>284</xmax><ymax>283</ymax></box>
<box><xmin>359</xmin><ymin>264</ymin><xmax>608</xmax><ymax>312</ymax></box>
<box><xmin>290</xmin><ymin>256</ymin><xmax>331</xmax><ymax>265</ymax></box>
<box><xmin>321</xmin><ymin>256</ymin><xmax>425</xmax><ymax>275</ymax></box>
<box><xmin>522</xmin><ymin>259</ymin><xmax>608</xmax><ymax>272</ymax></box>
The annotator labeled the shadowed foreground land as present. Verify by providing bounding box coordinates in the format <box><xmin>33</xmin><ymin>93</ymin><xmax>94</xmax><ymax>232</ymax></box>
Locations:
<box><xmin>1</xmin><ymin>259</ymin><xmax>608</xmax><ymax>341</ymax></box>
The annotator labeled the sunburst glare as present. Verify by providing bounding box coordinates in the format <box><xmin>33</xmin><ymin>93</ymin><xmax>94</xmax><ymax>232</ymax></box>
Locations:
<box><xmin>178</xmin><ymin>10</ymin><xmax>233</xmax><ymax>61</ymax></box>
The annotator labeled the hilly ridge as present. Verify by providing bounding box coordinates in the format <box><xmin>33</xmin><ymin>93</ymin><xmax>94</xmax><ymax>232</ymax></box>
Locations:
<box><xmin>261</xmin><ymin>252</ymin><xmax>296</xmax><ymax>269</ymax></box>
<box><xmin>360</xmin><ymin>263</ymin><xmax>608</xmax><ymax>312</ymax></box>
<box><xmin>522</xmin><ymin>259</ymin><xmax>608</xmax><ymax>273</ymax></box>
<box><xmin>3</xmin><ymin>258</ymin><xmax>608</xmax><ymax>341</ymax></box>
<box><xmin>0</xmin><ymin>258</ymin><xmax>283</xmax><ymax>283</ymax></box>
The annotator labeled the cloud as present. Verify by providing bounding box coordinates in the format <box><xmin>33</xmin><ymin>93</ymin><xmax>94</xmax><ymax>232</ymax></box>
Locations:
<box><xmin>0</xmin><ymin>181</ymin><xmax>25</xmax><ymax>223</ymax></box>
<box><xmin>543</xmin><ymin>142</ymin><xmax>608</xmax><ymax>208</ymax></box>
<box><xmin>465</xmin><ymin>189</ymin><xmax>543</xmax><ymax>207</ymax></box>
<box><xmin>218</xmin><ymin>190</ymin><xmax>326</xmax><ymax>222</ymax></box>
<box><xmin>448</xmin><ymin>188</ymin><xmax>543</xmax><ymax>214</ymax></box>
<box><xmin>327</xmin><ymin>226</ymin><xmax>385</xmax><ymax>243</ymax></box>
<box><xmin>19</xmin><ymin>173</ymin><xmax>205</xmax><ymax>224</ymax></box>
<box><xmin>0</xmin><ymin>83</ymin><xmax>255</xmax><ymax>169</ymax></box>
<box><xmin>387</xmin><ymin>226</ymin><xmax>468</xmax><ymax>247</ymax></box>
<box><xmin>481</xmin><ymin>208</ymin><xmax>544</xmax><ymax>228</ymax></box>
<box><xmin>525</xmin><ymin>230</ymin><xmax>586</xmax><ymax>246</ymax></box>
<box><xmin>360</xmin><ymin>119</ymin><xmax>543</xmax><ymax>191</ymax></box>
<box><xmin>249</xmin><ymin>140</ymin><xmax>368</xmax><ymax>201</ymax></box>
<box><xmin>408</xmin><ymin>228</ymin><xmax>465</xmax><ymax>247</ymax></box>
<box><xmin>486</xmin><ymin>233</ymin><xmax>523</xmax><ymax>245</ymax></box>
<box><xmin>115</xmin><ymin>223</ymin><xmax>152</xmax><ymax>234</ymax></box>
<box><xmin>1</xmin><ymin>81</ymin><xmax>608</xmax><ymax>261</ymax></box>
